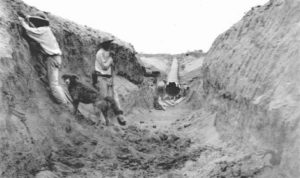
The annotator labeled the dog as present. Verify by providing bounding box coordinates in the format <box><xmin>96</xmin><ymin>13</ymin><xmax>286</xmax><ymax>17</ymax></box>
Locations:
<box><xmin>62</xmin><ymin>74</ymin><xmax>126</xmax><ymax>126</ymax></box>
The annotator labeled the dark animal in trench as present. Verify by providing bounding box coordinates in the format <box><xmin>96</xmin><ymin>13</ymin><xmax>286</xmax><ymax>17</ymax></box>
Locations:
<box><xmin>62</xmin><ymin>74</ymin><xmax>126</xmax><ymax>126</ymax></box>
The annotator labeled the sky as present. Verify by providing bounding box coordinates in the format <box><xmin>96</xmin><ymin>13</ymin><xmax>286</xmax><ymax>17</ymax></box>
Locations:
<box><xmin>23</xmin><ymin>0</ymin><xmax>269</xmax><ymax>54</ymax></box>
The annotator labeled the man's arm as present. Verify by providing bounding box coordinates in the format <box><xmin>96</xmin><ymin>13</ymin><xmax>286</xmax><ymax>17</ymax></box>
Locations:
<box><xmin>101</xmin><ymin>57</ymin><xmax>113</xmax><ymax>70</ymax></box>
<box><xmin>18</xmin><ymin>16</ymin><xmax>44</xmax><ymax>35</ymax></box>
<box><xmin>96</xmin><ymin>50</ymin><xmax>113</xmax><ymax>70</ymax></box>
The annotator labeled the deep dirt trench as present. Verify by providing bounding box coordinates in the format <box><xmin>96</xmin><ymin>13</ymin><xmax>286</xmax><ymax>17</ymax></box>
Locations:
<box><xmin>1</xmin><ymin>0</ymin><xmax>297</xmax><ymax>177</ymax></box>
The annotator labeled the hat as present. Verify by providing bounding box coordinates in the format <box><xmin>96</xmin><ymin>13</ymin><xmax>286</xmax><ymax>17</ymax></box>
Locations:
<box><xmin>101</xmin><ymin>39</ymin><xmax>114</xmax><ymax>45</ymax></box>
<box><xmin>28</xmin><ymin>12</ymin><xmax>49</xmax><ymax>27</ymax></box>
<box><xmin>99</xmin><ymin>39</ymin><xmax>114</xmax><ymax>50</ymax></box>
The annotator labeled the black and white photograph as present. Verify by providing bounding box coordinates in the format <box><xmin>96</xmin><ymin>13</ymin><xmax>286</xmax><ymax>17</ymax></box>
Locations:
<box><xmin>0</xmin><ymin>0</ymin><xmax>298</xmax><ymax>177</ymax></box>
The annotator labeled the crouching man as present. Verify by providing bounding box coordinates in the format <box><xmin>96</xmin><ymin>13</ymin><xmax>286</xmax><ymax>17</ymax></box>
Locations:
<box><xmin>18</xmin><ymin>12</ymin><xmax>72</xmax><ymax>107</ymax></box>
<box><xmin>156</xmin><ymin>80</ymin><xmax>168</xmax><ymax>109</ymax></box>
<box><xmin>92</xmin><ymin>40</ymin><xmax>126</xmax><ymax>125</ymax></box>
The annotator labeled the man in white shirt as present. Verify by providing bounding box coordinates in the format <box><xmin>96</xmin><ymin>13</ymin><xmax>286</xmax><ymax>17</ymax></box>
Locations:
<box><xmin>93</xmin><ymin>40</ymin><xmax>115</xmax><ymax>97</ymax></box>
<box><xmin>18</xmin><ymin>12</ymin><xmax>72</xmax><ymax>106</ymax></box>
<box><xmin>156</xmin><ymin>80</ymin><xmax>168</xmax><ymax>109</ymax></box>
<box><xmin>93</xmin><ymin>40</ymin><xmax>125</xmax><ymax>123</ymax></box>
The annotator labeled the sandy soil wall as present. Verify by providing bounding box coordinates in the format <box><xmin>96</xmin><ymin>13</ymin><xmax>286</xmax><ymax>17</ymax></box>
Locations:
<box><xmin>201</xmin><ymin>0</ymin><xmax>300</xmax><ymax>177</ymax></box>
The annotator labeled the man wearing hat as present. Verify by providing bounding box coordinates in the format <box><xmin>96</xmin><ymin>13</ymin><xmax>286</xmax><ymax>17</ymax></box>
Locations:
<box><xmin>18</xmin><ymin>12</ymin><xmax>72</xmax><ymax>106</ymax></box>
<box><xmin>93</xmin><ymin>40</ymin><xmax>126</xmax><ymax>124</ymax></box>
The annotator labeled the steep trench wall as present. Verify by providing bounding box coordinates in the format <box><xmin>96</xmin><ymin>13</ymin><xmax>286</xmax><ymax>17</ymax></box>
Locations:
<box><xmin>0</xmin><ymin>0</ymin><xmax>145</xmax><ymax>177</ymax></box>
<box><xmin>200</xmin><ymin>0</ymin><xmax>300</xmax><ymax>177</ymax></box>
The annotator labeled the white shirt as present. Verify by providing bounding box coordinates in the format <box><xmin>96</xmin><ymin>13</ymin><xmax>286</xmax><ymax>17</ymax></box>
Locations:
<box><xmin>20</xmin><ymin>19</ymin><xmax>62</xmax><ymax>55</ymax></box>
<box><xmin>95</xmin><ymin>49</ymin><xmax>113</xmax><ymax>76</ymax></box>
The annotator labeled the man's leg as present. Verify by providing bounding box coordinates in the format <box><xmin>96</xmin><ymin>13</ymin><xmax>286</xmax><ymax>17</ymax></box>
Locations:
<box><xmin>107</xmin><ymin>77</ymin><xmax>126</xmax><ymax>125</ymax></box>
<box><xmin>96</xmin><ymin>76</ymin><xmax>109</xmax><ymax>97</ymax></box>
<box><xmin>107</xmin><ymin>77</ymin><xmax>122</xmax><ymax>110</ymax></box>
<box><xmin>96</xmin><ymin>76</ymin><xmax>125</xmax><ymax>125</ymax></box>
<box><xmin>46</xmin><ymin>56</ymin><xmax>72</xmax><ymax>107</ymax></box>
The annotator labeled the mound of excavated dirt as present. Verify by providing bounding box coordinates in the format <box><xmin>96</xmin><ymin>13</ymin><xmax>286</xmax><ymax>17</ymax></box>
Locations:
<box><xmin>138</xmin><ymin>51</ymin><xmax>205</xmax><ymax>84</ymax></box>
<box><xmin>34</xmin><ymin>124</ymin><xmax>194</xmax><ymax>178</ymax></box>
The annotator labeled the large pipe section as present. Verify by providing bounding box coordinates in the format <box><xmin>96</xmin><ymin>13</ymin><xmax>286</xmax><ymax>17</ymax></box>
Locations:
<box><xmin>166</xmin><ymin>58</ymin><xmax>180</xmax><ymax>96</ymax></box>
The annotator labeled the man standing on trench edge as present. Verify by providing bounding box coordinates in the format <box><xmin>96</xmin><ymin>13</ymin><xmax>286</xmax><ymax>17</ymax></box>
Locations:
<box><xmin>18</xmin><ymin>12</ymin><xmax>73</xmax><ymax>109</ymax></box>
<box><xmin>92</xmin><ymin>40</ymin><xmax>126</xmax><ymax>125</ymax></box>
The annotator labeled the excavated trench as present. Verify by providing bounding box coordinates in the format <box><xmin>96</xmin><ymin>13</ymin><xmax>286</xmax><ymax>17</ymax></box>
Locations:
<box><xmin>1</xmin><ymin>0</ymin><xmax>300</xmax><ymax>177</ymax></box>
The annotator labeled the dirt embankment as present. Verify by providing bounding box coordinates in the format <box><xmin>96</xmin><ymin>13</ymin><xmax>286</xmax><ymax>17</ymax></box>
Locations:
<box><xmin>188</xmin><ymin>0</ymin><xmax>300</xmax><ymax>177</ymax></box>
<box><xmin>139</xmin><ymin>51</ymin><xmax>205</xmax><ymax>84</ymax></box>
